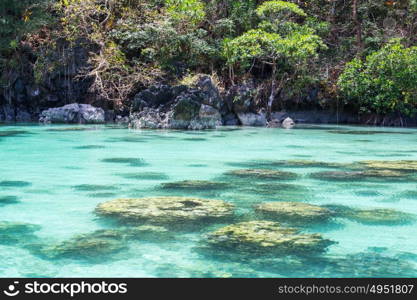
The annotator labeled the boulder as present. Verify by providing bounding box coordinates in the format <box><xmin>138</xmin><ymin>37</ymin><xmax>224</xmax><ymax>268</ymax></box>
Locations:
<box><xmin>195</xmin><ymin>75</ymin><xmax>222</xmax><ymax>109</ymax></box>
<box><xmin>237</xmin><ymin>112</ymin><xmax>267</xmax><ymax>127</ymax></box>
<box><xmin>225</xmin><ymin>82</ymin><xmax>256</xmax><ymax>114</ymax></box>
<box><xmin>281</xmin><ymin>117</ymin><xmax>295</xmax><ymax>129</ymax></box>
<box><xmin>1</xmin><ymin>104</ymin><xmax>15</xmax><ymax>122</ymax></box>
<box><xmin>170</xmin><ymin>96</ymin><xmax>201</xmax><ymax>126</ymax></box>
<box><xmin>132</xmin><ymin>84</ymin><xmax>187</xmax><ymax>111</ymax></box>
<box><xmin>199</xmin><ymin>104</ymin><xmax>222</xmax><ymax>125</ymax></box>
<box><xmin>39</xmin><ymin>103</ymin><xmax>105</xmax><ymax>124</ymax></box>
<box><xmin>130</xmin><ymin>76</ymin><xmax>223</xmax><ymax>130</ymax></box>
<box><xmin>16</xmin><ymin>110</ymin><xmax>33</xmax><ymax>122</ymax></box>
<box><xmin>267</xmin><ymin>119</ymin><xmax>281</xmax><ymax>128</ymax></box>
<box><xmin>115</xmin><ymin>115</ymin><xmax>130</xmax><ymax>124</ymax></box>
<box><xmin>129</xmin><ymin>108</ymin><xmax>169</xmax><ymax>129</ymax></box>
<box><xmin>223</xmin><ymin>113</ymin><xmax>240</xmax><ymax>126</ymax></box>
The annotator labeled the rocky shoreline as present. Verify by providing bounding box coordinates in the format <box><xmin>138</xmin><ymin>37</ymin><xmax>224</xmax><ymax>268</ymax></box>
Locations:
<box><xmin>2</xmin><ymin>75</ymin><xmax>416</xmax><ymax>128</ymax></box>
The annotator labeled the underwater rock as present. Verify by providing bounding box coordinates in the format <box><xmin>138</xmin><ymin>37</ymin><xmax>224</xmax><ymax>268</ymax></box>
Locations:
<box><xmin>323</xmin><ymin>205</ymin><xmax>414</xmax><ymax>225</ymax></box>
<box><xmin>42</xmin><ymin>229</ymin><xmax>127</xmax><ymax>259</ymax></box>
<box><xmin>204</xmin><ymin>221</ymin><xmax>334</xmax><ymax>256</ymax></box>
<box><xmin>255</xmin><ymin>202</ymin><xmax>333</xmax><ymax>224</ymax></box>
<box><xmin>251</xmin><ymin>251</ymin><xmax>417</xmax><ymax>277</ymax></box>
<box><xmin>331</xmin><ymin>252</ymin><xmax>417</xmax><ymax>277</ymax></box>
<box><xmin>187</xmin><ymin>164</ymin><xmax>208</xmax><ymax>168</ymax></box>
<box><xmin>225</xmin><ymin>169</ymin><xmax>298</xmax><ymax>180</ymax></box>
<box><xmin>181</xmin><ymin>137</ymin><xmax>207</xmax><ymax>141</ymax></box>
<box><xmin>87</xmin><ymin>192</ymin><xmax>118</xmax><ymax>198</ymax></box>
<box><xmin>72</xmin><ymin>184</ymin><xmax>118</xmax><ymax>192</ymax></box>
<box><xmin>101</xmin><ymin>157</ymin><xmax>148</xmax><ymax>167</ymax></box>
<box><xmin>161</xmin><ymin>180</ymin><xmax>229</xmax><ymax>191</ymax></box>
<box><xmin>95</xmin><ymin>197</ymin><xmax>234</xmax><ymax>226</ymax></box>
<box><xmin>224</xmin><ymin>161</ymin><xmax>269</xmax><ymax>168</ymax></box>
<box><xmin>263</xmin><ymin>160</ymin><xmax>345</xmax><ymax>169</ymax></box>
<box><xmin>328</xmin><ymin>130</ymin><xmax>412</xmax><ymax>135</ymax></box>
<box><xmin>354</xmin><ymin>190</ymin><xmax>382</xmax><ymax>197</ymax></box>
<box><xmin>344</xmin><ymin>208</ymin><xmax>415</xmax><ymax>225</ymax></box>
<box><xmin>225</xmin><ymin>159</ymin><xmax>340</xmax><ymax>169</ymax></box>
<box><xmin>115</xmin><ymin>137</ymin><xmax>148</xmax><ymax>143</ymax></box>
<box><xmin>0</xmin><ymin>180</ymin><xmax>32</xmax><ymax>187</ymax></box>
<box><xmin>310</xmin><ymin>170</ymin><xmax>408</xmax><ymax>181</ymax></box>
<box><xmin>74</xmin><ymin>145</ymin><xmax>106</xmax><ymax>149</ymax></box>
<box><xmin>239</xmin><ymin>183</ymin><xmax>308</xmax><ymax>195</ymax></box>
<box><xmin>358</xmin><ymin>160</ymin><xmax>417</xmax><ymax>172</ymax></box>
<box><xmin>400</xmin><ymin>190</ymin><xmax>417</xmax><ymax>200</ymax></box>
<box><xmin>46</xmin><ymin>127</ymin><xmax>94</xmax><ymax>132</ymax></box>
<box><xmin>124</xmin><ymin>225</ymin><xmax>174</xmax><ymax>241</ymax></box>
<box><xmin>117</xmin><ymin>172</ymin><xmax>169</xmax><ymax>180</ymax></box>
<box><xmin>0</xmin><ymin>221</ymin><xmax>40</xmax><ymax>234</ymax></box>
<box><xmin>0</xmin><ymin>221</ymin><xmax>41</xmax><ymax>245</ymax></box>
<box><xmin>237</xmin><ymin>183</ymin><xmax>311</xmax><ymax>201</ymax></box>
<box><xmin>0</xmin><ymin>196</ymin><xmax>20</xmax><ymax>205</ymax></box>
<box><xmin>0</xmin><ymin>130</ymin><xmax>30</xmax><ymax>137</ymax></box>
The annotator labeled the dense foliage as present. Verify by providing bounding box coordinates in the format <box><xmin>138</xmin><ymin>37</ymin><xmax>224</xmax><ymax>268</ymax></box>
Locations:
<box><xmin>338</xmin><ymin>40</ymin><xmax>417</xmax><ymax>116</ymax></box>
<box><xmin>1</xmin><ymin>0</ymin><xmax>416</xmax><ymax>117</ymax></box>
<box><xmin>0</xmin><ymin>0</ymin><xmax>52</xmax><ymax>74</ymax></box>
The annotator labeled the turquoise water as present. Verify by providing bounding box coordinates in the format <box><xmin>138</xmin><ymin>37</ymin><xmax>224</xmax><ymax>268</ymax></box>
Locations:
<box><xmin>1</xmin><ymin>124</ymin><xmax>417</xmax><ymax>278</ymax></box>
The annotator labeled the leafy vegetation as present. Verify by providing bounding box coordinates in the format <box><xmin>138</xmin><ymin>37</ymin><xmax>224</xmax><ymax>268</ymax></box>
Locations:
<box><xmin>1</xmin><ymin>0</ymin><xmax>416</xmax><ymax>118</ymax></box>
<box><xmin>338</xmin><ymin>40</ymin><xmax>417</xmax><ymax>117</ymax></box>
<box><xmin>223</xmin><ymin>1</ymin><xmax>326</xmax><ymax>114</ymax></box>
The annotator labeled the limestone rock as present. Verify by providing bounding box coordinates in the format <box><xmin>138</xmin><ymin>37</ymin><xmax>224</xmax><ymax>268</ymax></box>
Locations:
<box><xmin>39</xmin><ymin>103</ymin><xmax>105</xmax><ymax>124</ymax></box>
<box><xmin>95</xmin><ymin>196</ymin><xmax>234</xmax><ymax>225</ymax></box>
<box><xmin>204</xmin><ymin>221</ymin><xmax>334</xmax><ymax>255</ymax></box>
<box><xmin>255</xmin><ymin>202</ymin><xmax>334</xmax><ymax>223</ymax></box>
<box><xmin>281</xmin><ymin>117</ymin><xmax>295</xmax><ymax>129</ymax></box>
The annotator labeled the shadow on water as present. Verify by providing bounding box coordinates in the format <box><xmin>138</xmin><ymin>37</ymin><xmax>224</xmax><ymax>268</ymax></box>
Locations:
<box><xmin>0</xmin><ymin>195</ymin><xmax>20</xmax><ymax>205</ymax></box>
<box><xmin>101</xmin><ymin>157</ymin><xmax>149</xmax><ymax>167</ymax></box>
<box><xmin>249</xmin><ymin>252</ymin><xmax>417</xmax><ymax>277</ymax></box>
<box><xmin>87</xmin><ymin>192</ymin><xmax>118</xmax><ymax>198</ymax></box>
<box><xmin>72</xmin><ymin>184</ymin><xmax>120</xmax><ymax>192</ymax></box>
<box><xmin>116</xmin><ymin>172</ymin><xmax>169</xmax><ymax>181</ymax></box>
<box><xmin>328</xmin><ymin>130</ymin><xmax>413</xmax><ymax>135</ymax></box>
<box><xmin>0</xmin><ymin>181</ymin><xmax>32</xmax><ymax>188</ymax></box>
<box><xmin>0</xmin><ymin>130</ymin><xmax>33</xmax><ymax>138</ymax></box>
<box><xmin>74</xmin><ymin>145</ymin><xmax>106</xmax><ymax>150</ymax></box>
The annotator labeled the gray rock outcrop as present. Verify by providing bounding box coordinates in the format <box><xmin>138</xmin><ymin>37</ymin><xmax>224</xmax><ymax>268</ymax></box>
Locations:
<box><xmin>39</xmin><ymin>103</ymin><xmax>105</xmax><ymax>124</ymax></box>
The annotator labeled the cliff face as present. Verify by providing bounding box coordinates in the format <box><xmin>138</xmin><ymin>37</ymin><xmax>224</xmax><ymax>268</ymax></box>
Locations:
<box><xmin>1</xmin><ymin>1</ymin><xmax>416</xmax><ymax>126</ymax></box>
<box><xmin>0</xmin><ymin>40</ymin><xmax>96</xmax><ymax>122</ymax></box>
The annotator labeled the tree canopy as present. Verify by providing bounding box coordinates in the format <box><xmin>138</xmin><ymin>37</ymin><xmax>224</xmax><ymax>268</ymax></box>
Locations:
<box><xmin>1</xmin><ymin>0</ymin><xmax>416</xmax><ymax>117</ymax></box>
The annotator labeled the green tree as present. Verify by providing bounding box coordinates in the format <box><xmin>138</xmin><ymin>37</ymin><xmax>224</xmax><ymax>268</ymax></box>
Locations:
<box><xmin>0</xmin><ymin>0</ymin><xmax>51</xmax><ymax>54</ymax></box>
<box><xmin>165</xmin><ymin>0</ymin><xmax>206</xmax><ymax>26</ymax></box>
<box><xmin>223</xmin><ymin>1</ymin><xmax>326</xmax><ymax>117</ymax></box>
<box><xmin>338</xmin><ymin>40</ymin><xmax>417</xmax><ymax>118</ymax></box>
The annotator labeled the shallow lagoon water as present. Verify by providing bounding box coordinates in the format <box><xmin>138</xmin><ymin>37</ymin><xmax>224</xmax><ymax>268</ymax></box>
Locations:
<box><xmin>0</xmin><ymin>124</ymin><xmax>416</xmax><ymax>277</ymax></box>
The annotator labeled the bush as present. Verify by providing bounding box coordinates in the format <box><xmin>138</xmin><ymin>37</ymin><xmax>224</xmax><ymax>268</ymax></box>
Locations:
<box><xmin>338</xmin><ymin>40</ymin><xmax>417</xmax><ymax>116</ymax></box>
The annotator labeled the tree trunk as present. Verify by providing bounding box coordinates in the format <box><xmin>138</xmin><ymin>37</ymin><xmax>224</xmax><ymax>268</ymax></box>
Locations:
<box><xmin>352</xmin><ymin>0</ymin><xmax>363</xmax><ymax>56</ymax></box>
<box><xmin>267</xmin><ymin>62</ymin><xmax>277</xmax><ymax>121</ymax></box>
